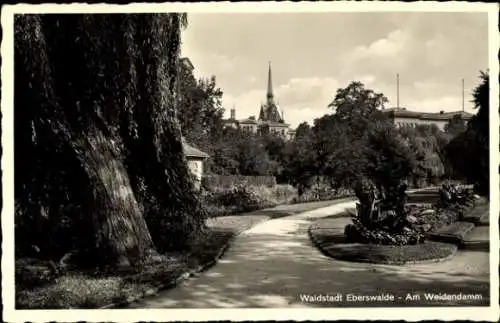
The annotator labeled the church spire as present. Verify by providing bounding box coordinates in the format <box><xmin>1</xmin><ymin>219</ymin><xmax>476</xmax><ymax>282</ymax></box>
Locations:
<box><xmin>267</xmin><ymin>61</ymin><xmax>274</xmax><ymax>102</ymax></box>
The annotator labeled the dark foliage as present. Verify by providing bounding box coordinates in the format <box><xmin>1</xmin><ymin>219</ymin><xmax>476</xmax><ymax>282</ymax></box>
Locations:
<box><xmin>15</xmin><ymin>14</ymin><xmax>205</xmax><ymax>270</ymax></box>
<box><xmin>445</xmin><ymin>71</ymin><xmax>489</xmax><ymax>197</ymax></box>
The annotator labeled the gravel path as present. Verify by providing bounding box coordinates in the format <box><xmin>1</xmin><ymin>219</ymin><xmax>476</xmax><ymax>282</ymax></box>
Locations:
<box><xmin>128</xmin><ymin>200</ymin><xmax>489</xmax><ymax>308</ymax></box>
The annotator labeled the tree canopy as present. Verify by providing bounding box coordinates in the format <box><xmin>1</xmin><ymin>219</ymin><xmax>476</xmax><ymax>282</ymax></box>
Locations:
<box><xmin>445</xmin><ymin>71</ymin><xmax>489</xmax><ymax>196</ymax></box>
<box><xmin>444</xmin><ymin>115</ymin><xmax>467</xmax><ymax>136</ymax></box>
<box><xmin>281</xmin><ymin>81</ymin><xmax>425</xmax><ymax>196</ymax></box>
<box><xmin>15</xmin><ymin>14</ymin><xmax>206</xmax><ymax>269</ymax></box>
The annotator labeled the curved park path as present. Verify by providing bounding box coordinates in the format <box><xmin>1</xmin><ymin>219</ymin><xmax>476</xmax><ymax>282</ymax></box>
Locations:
<box><xmin>129</xmin><ymin>200</ymin><xmax>489</xmax><ymax>308</ymax></box>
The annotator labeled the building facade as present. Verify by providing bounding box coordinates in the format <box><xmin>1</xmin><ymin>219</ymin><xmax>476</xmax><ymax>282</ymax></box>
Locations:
<box><xmin>223</xmin><ymin>63</ymin><xmax>295</xmax><ymax>140</ymax></box>
<box><xmin>182</xmin><ymin>139</ymin><xmax>209</xmax><ymax>190</ymax></box>
<box><xmin>385</xmin><ymin>107</ymin><xmax>473</xmax><ymax>131</ymax></box>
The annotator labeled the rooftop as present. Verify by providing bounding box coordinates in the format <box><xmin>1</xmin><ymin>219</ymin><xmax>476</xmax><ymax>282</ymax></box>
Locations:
<box><xmin>239</xmin><ymin>117</ymin><xmax>258</xmax><ymax>124</ymax></box>
<box><xmin>180</xmin><ymin>57</ymin><xmax>194</xmax><ymax>71</ymax></box>
<box><xmin>384</xmin><ymin>107</ymin><xmax>474</xmax><ymax>120</ymax></box>
<box><xmin>182</xmin><ymin>140</ymin><xmax>209</xmax><ymax>159</ymax></box>
<box><xmin>264</xmin><ymin>121</ymin><xmax>290</xmax><ymax>127</ymax></box>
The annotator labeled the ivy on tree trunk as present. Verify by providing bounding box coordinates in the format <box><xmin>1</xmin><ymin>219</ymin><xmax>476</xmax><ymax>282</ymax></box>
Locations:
<box><xmin>14</xmin><ymin>13</ymin><xmax>204</xmax><ymax>269</ymax></box>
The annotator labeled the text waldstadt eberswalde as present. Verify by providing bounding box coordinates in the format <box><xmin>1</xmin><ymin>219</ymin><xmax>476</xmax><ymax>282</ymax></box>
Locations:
<box><xmin>299</xmin><ymin>293</ymin><xmax>483</xmax><ymax>303</ymax></box>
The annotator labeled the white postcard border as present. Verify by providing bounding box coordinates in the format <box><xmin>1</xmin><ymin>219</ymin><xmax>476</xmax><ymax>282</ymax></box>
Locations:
<box><xmin>2</xmin><ymin>2</ymin><xmax>499</xmax><ymax>322</ymax></box>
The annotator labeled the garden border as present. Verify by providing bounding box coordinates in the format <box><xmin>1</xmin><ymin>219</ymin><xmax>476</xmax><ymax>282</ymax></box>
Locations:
<box><xmin>426</xmin><ymin>221</ymin><xmax>476</xmax><ymax>245</ymax></box>
<box><xmin>99</xmin><ymin>216</ymin><xmax>272</xmax><ymax>309</ymax></box>
<box><xmin>308</xmin><ymin>225</ymin><xmax>459</xmax><ymax>265</ymax></box>
<box><xmin>99</xmin><ymin>233</ymin><xmax>234</xmax><ymax>309</ymax></box>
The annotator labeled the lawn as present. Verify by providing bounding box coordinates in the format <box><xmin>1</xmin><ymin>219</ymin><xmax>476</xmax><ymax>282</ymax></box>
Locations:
<box><xmin>310</xmin><ymin>227</ymin><xmax>458</xmax><ymax>265</ymax></box>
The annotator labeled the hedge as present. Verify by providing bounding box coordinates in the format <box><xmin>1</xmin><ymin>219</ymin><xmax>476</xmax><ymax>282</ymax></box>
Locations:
<box><xmin>202</xmin><ymin>175</ymin><xmax>277</xmax><ymax>189</ymax></box>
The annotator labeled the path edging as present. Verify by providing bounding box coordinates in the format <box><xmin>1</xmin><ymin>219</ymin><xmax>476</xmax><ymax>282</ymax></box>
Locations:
<box><xmin>427</xmin><ymin>203</ymin><xmax>489</xmax><ymax>247</ymax></box>
<box><xmin>99</xmin><ymin>216</ymin><xmax>271</xmax><ymax>309</ymax></box>
<box><xmin>426</xmin><ymin>221</ymin><xmax>476</xmax><ymax>245</ymax></box>
<box><xmin>99</xmin><ymin>236</ymin><xmax>233</xmax><ymax>309</ymax></box>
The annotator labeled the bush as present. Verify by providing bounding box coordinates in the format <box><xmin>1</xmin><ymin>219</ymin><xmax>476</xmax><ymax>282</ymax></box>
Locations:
<box><xmin>16</xmin><ymin>258</ymin><xmax>61</xmax><ymax>289</ymax></box>
<box><xmin>292</xmin><ymin>186</ymin><xmax>353</xmax><ymax>204</ymax></box>
<box><xmin>202</xmin><ymin>175</ymin><xmax>277</xmax><ymax>189</ymax></box>
<box><xmin>201</xmin><ymin>184</ymin><xmax>296</xmax><ymax>217</ymax></box>
<box><xmin>250</xmin><ymin>184</ymin><xmax>296</xmax><ymax>205</ymax></box>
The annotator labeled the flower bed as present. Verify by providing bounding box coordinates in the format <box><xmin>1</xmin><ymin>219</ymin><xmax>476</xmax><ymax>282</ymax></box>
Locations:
<box><xmin>308</xmin><ymin>184</ymin><xmax>478</xmax><ymax>265</ymax></box>
<box><xmin>345</xmin><ymin>181</ymin><xmax>477</xmax><ymax>246</ymax></box>
<box><xmin>404</xmin><ymin>204</ymin><xmax>460</xmax><ymax>234</ymax></box>
<box><xmin>309</xmin><ymin>218</ymin><xmax>458</xmax><ymax>265</ymax></box>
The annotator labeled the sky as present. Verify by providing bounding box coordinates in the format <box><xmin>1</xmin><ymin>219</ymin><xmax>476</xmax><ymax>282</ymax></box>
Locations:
<box><xmin>181</xmin><ymin>12</ymin><xmax>489</xmax><ymax>128</ymax></box>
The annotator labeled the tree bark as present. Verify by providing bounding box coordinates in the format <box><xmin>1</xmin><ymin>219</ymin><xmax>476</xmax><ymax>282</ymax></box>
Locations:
<box><xmin>127</xmin><ymin>14</ymin><xmax>207</xmax><ymax>251</ymax></box>
<box><xmin>77</xmin><ymin>127</ymin><xmax>156</xmax><ymax>268</ymax></box>
<box><xmin>15</xmin><ymin>14</ymin><xmax>157</xmax><ymax>268</ymax></box>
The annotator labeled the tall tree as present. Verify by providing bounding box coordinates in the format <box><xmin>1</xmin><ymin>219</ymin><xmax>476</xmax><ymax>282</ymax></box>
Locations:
<box><xmin>282</xmin><ymin>130</ymin><xmax>318</xmax><ymax>195</ymax></box>
<box><xmin>444</xmin><ymin>115</ymin><xmax>467</xmax><ymax>136</ymax></box>
<box><xmin>398</xmin><ymin>125</ymin><xmax>449</xmax><ymax>185</ymax></box>
<box><xmin>177</xmin><ymin>64</ymin><xmax>224</xmax><ymax>148</ymax></box>
<box><xmin>294</xmin><ymin>122</ymin><xmax>312</xmax><ymax>139</ymax></box>
<box><xmin>206</xmin><ymin>127</ymin><xmax>241</xmax><ymax>175</ymax></box>
<box><xmin>328</xmin><ymin>81</ymin><xmax>390</xmax><ymax>137</ymax></box>
<box><xmin>234</xmin><ymin>133</ymin><xmax>275</xmax><ymax>176</ymax></box>
<box><xmin>321</xmin><ymin>81</ymin><xmax>393</xmax><ymax>188</ymax></box>
<box><xmin>365</xmin><ymin>124</ymin><xmax>417</xmax><ymax>193</ymax></box>
<box><xmin>125</xmin><ymin>14</ymin><xmax>206</xmax><ymax>252</ymax></box>
<box><xmin>311</xmin><ymin>114</ymin><xmax>367</xmax><ymax>189</ymax></box>
<box><xmin>14</xmin><ymin>13</ymin><xmax>203</xmax><ymax>268</ymax></box>
<box><xmin>446</xmin><ymin>71</ymin><xmax>489</xmax><ymax>196</ymax></box>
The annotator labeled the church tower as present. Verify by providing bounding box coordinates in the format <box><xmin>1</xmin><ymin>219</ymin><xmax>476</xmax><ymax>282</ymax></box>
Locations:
<box><xmin>267</xmin><ymin>61</ymin><xmax>275</xmax><ymax>105</ymax></box>
<box><xmin>258</xmin><ymin>62</ymin><xmax>284</xmax><ymax>123</ymax></box>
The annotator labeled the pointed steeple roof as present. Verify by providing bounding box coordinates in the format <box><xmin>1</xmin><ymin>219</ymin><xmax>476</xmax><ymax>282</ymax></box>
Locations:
<box><xmin>267</xmin><ymin>61</ymin><xmax>274</xmax><ymax>103</ymax></box>
<box><xmin>258</xmin><ymin>62</ymin><xmax>285</xmax><ymax>124</ymax></box>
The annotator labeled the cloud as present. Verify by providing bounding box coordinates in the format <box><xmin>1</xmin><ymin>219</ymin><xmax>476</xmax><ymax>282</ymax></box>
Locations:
<box><xmin>352</xmin><ymin>29</ymin><xmax>409</xmax><ymax>59</ymax></box>
<box><xmin>222</xmin><ymin>89</ymin><xmax>263</xmax><ymax>120</ymax></box>
<box><xmin>355</xmin><ymin>74</ymin><xmax>376</xmax><ymax>85</ymax></box>
<box><xmin>182</xmin><ymin>13</ymin><xmax>487</xmax><ymax>129</ymax></box>
<box><xmin>413</xmin><ymin>80</ymin><xmax>459</xmax><ymax>97</ymax></box>
<box><xmin>222</xmin><ymin>74</ymin><xmax>476</xmax><ymax>129</ymax></box>
<box><xmin>186</xmin><ymin>52</ymin><xmax>237</xmax><ymax>79</ymax></box>
<box><xmin>275</xmin><ymin>77</ymin><xmax>339</xmax><ymax>106</ymax></box>
<box><xmin>247</xmin><ymin>76</ymin><xmax>257</xmax><ymax>84</ymax></box>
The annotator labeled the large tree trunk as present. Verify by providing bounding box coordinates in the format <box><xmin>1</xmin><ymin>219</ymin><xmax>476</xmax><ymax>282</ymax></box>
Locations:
<box><xmin>14</xmin><ymin>14</ymin><xmax>157</xmax><ymax>268</ymax></box>
<box><xmin>127</xmin><ymin>14</ymin><xmax>207</xmax><ymax>251</ymax></box>
<box><xmin>78</xmin><ymin>127</ymin><xmax>155</xmax><ymax>268</ymax></box>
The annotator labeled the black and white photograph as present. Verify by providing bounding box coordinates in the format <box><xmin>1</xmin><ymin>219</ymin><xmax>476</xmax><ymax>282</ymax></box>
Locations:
<box><xmin>2</xmin><ymin>2</ymin><xmax>499</xmax><ymax>322</ymax></box>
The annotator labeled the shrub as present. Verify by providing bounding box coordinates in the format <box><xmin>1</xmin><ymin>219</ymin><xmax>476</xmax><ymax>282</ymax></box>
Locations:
<box><xmin>249</xmin><ymin>184</ymin><xmax>296</xmax><ymax>205</ymax></box>
<box><xmin>201</xmin><ymin>184</ymin><xmax>296</xmax><ymax>217</ymax></box>
<box><xmin>202</xmin><ymin>175</ymin><xmax>277</xmax><ymax>189</ymax></box>
<box><xmin>292</xmin><ymin>186</ymin><xmax>353</xmax><ymax>204</ymax></box>
<box><xmin>16</xmin><ymin>258</ymin><xmax>61</xmax><ymax>289</ymax></box>
<box><xmin>345</xmin><ymin>179</ymin><xmax>427</xmax><ymax>246</ymax></box>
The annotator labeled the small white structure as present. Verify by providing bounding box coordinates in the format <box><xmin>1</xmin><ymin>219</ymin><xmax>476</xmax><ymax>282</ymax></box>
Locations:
<box><xmin>182</xmin><ymin>140</ymin><xmax>209</xmax><ymax>190</ymax></box>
